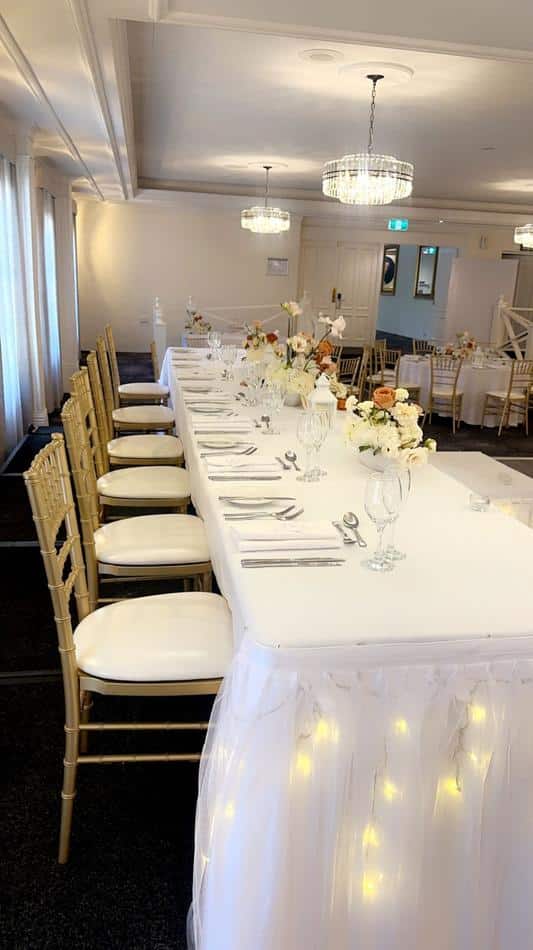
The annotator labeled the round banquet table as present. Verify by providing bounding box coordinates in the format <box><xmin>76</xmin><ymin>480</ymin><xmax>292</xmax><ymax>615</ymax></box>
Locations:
<box><xmin>398</xmin><ymin>355</ymin><xmax>515</xmax><ymax>427</ymax></box>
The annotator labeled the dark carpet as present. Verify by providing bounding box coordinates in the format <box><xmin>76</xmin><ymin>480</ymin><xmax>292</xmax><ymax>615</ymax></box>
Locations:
<box><xmin>2</xmin><ymin>348</ymin><xmax>533</xmax><ymax>949</ymax></box>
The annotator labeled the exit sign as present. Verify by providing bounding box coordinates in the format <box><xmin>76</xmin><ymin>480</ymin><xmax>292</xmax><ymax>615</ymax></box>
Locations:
<box><xmin>388</xmin><ymin>218</ymin><xmax>409</xmax><ymax>231</ymax></box>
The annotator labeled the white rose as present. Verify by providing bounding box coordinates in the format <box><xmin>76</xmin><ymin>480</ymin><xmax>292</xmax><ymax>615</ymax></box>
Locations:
<box><xmin>345</xmin><ymin>395</ymin><xmax>358</xmax><ymax>412</ymax></box>
<box><xmin>395</xmin><ymin>387</ymin><xmax>410</xmax><ymax>402</ymax></box>
<box><xmin>404</xmin><ymin>447</ymin><xmax>428</xmax><ymax>467</ymax></box>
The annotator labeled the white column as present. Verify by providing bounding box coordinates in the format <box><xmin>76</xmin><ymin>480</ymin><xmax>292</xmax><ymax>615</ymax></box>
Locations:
<box><xmin>54</xmin><ymin>187</ymin><xmax>79</xmax><ymax>392</ymax></box>
<box><xmin>15</xmin><ymin>150</ymin><xmax>48</xmax><ymax>426</ymax></box>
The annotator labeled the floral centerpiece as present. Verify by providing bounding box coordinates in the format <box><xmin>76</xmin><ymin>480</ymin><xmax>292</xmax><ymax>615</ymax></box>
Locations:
<box><xmin>345</xmin><ymin>386</ymin><xmax>437</xmax><ymax>469</ymax></box>
<box><xmin>442</xmin><ymin>331</ymin><xmax>477</xmax><ymax>359</ymax></box>
<box><xmin>267</xmin><ymin>309</ymin><xmax>346</xmax><ymax>402</ymax></box>
<box><xmin>243</xmin><ymin>321</ymin><xmax>280</xmax><ymax>361</ymax></box>
<box><xmin>185</xmin><ymin>312</ymin><xmax>212</xmax><ymax>334</ymax></box>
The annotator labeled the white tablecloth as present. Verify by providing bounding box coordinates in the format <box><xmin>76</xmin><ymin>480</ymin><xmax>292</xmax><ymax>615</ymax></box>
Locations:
<box><xmin>160</xmin><ymin>349</ymin><xmax>533</xmax><ymax>950</ymax></box>
<box><xmin>398</xmin><ymin>355</ymin><xmax>515</xmax><ymax>426</ymax></box>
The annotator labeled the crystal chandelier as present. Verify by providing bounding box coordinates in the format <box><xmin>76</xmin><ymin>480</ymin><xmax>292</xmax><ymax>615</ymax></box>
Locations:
<box><xmin>241</xmin><ymin>165</ymin><xmax>290</xmax><ymax>234</ymax></box>
<box><xmin>322</xmin><ymin>74</ymin><xmax>414</xmax><ymax>206</ymax></box>
<box><xmin>514</xmin><ymin>224</ymin><xmax>533</xmax><ymax>249</ymax></box>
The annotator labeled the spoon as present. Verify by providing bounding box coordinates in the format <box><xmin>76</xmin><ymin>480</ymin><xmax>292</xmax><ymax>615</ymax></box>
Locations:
<box><xmin>285</xmin><ymin>450</ymin><xmax>300</xmax><ymax>472</ymax></box>
<box><xmin>343</xmin><ymin>511</ymin><xmax>367</xmax><ymax>547</ymax></box>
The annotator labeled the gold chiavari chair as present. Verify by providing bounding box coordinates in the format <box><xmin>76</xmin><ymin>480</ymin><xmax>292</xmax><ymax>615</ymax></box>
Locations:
<box><xmin>23</xmin><ymin>434</ymin><xmax>232</xmax><ymax>863</ymax></box>
<box><xmin>96</xmin><ymin>336</ymin><xmax>175</xmax><ymax>435</ymax></box>
<box><xmin>64</xmin><ymin>383</ymin><xmax>190</xmax><ymax>521</ymax></box>
<box><xmin>338</xmin><ymin>357</ymin><xmax>359</xmax><ymax>384</ymax></box>
<box><xmin>331</xmin><ymin>344</ymin><xmax>344</xmax><ymax>365</ymax></box>
<box><xmin>426</xmin><ymin>355</ymin><xmax>464</xmax><ymax>434</ymax></box>
<box><xmin>394</xmin><ymin>355</ymin><xmax>422</xmax><ymax>405</ymax></box>
<box><xmin>87</xmin><ymin>352</ymin><xmax>183</xmax><ymax>467</ymax></box>
<box><xmin>105</xmin><ymin>324</ymin><xmax>170</xmax><ymax>406</ymax></box>
<box><xmin>413</xmin><ymin>338</ymin><xmax>436</xmax><ymax>356</ymax></box>
<box><xmin>481</xmin><ymin>359</ymin><xmax>533</xmax><ymax>436</ymax></box>
<box><xmin>62</xmin><ymin>387</ymin><xmax>211</xmax><ymax>609</ymax></box>
<box><xmin>367</xmin><ymin>347</ymin><xmax>401</xmax><ymax>390</ymax></box>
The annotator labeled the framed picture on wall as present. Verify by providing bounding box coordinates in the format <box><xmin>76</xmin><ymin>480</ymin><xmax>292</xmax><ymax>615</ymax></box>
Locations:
<box><xmin>267</xmin><ymin>257</ymin><xmax>289</xmax><ymax>276</ymax></box>
<box><xmin>381</xmin><ymin>245</ymin><xmax>399</xmax><ymax>295</ymax></box>
<box><xmin>414</xmin><ymin>246</ymin><xmax>439</xmax><ymax>298</ymax></box>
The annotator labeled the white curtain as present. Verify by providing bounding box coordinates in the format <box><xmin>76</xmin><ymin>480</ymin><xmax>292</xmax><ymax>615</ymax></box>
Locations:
<box><xmin>0</xmin><ymin>157</ymin><xmax>26</xmax><ymax>453</ymax></box>
<box><xmin>36</xmin><ymin>188</ymin><xmax>62</xmax><ymax>411</ymax></box>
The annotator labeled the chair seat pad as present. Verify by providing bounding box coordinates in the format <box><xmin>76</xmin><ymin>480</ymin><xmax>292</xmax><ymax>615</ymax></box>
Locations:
<box><xmin>75</xmin><ymin>592</ymin><xmax>232</xmax><ymax>682</ymax></box>
<box><xmin>433</xmin><ymin>387</ymin><xmax>464</xmax><ymax>397</ymax></box>
<box><xmin>108</xmin><ymin>434</ymin><xmax>183</xmax><ymax>460</ymax></box>
<box><xmin>97</xmin><ymin>466</ymin><xmax>190</xmax><ymax>500</ymax></box>
<box><xmin>94</xmin><ymin>514</ymin><xmax>209</xmax><ymax>566</ymax></box>
<box><xmin>486</xmin><ymin>390</ymin><xmax>526</xmax><ymax>401</ymax></box>
<box><xmin>112</xmin><ymin>405</ymin><xmax>175</xmax><ymax>425</ymax></box>
<box><xmin>119</xmin><ymin>382</ymin><xmax>169</xmax><ymax>397</ymax></box>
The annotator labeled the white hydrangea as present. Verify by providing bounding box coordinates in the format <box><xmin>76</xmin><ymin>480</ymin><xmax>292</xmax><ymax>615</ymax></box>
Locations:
<box><xmin>395</xmin><ymin>388</ymin><xmax>410</xmax><ymax>402</ymax></box>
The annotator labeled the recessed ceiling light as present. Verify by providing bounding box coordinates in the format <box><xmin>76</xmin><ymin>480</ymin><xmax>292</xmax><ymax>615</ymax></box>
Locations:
<box><xmin>339</xmin><ymin>62</ymin><xmax>414</xmax><ymax>86</ymax></box>
<box><xmin>299</xmin><ymin>49</ymin><xmax>344</xmax><ymax>64</ymax></box>
<box><xmin>438</xmin><ymin>219</ymin><xmax>445</xmax><ymax>223</ymax></box>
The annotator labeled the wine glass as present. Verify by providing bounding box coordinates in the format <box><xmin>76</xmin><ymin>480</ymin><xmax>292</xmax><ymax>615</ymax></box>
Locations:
<box><xmin>208</xmin><ymin>330</ymin><xmax>222</xmax><ymax>361</ymax></box>
<box><xmin>221</xmin><ymin>345</ymin><xmax>237</xmax><ymax>381</ymax></box>
<box><xmin>296</xmin><ymin>412</ymin><xmax>321</xmax><ymax>482</ymax></box>
<box><xmin>261</xmin><ymin>382</ymin><xmax>284</xmax><ymax>435</ymax></box>
<box><xmin>384</xmin><ymin>466</ymin><xmax>411</xmax><ymax>561</ymax></box>
<box><xmin>311</xmin><ymin>408</ymin><xmax>329</xmax><ymax>478</ymax></box>
<box><xmin>363</xmin><ymin>472</ymin><xmax>402</xmax><ymax>572</ymax></box>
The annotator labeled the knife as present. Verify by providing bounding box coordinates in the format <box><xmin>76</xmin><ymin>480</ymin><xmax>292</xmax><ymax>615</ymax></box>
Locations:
<box><xmin>208</xmin><ymin>475</ymin><xmax>282</xmax><ymax>481</ymax></box>
<box><xmin>241</xmin><ymin>557</ymin><xmax>345</xmax><ymax>568</ymax></box>
<box><xmin>218</xmin><ymin>496</ymin><xmax>296</xmax><ymax>501</ymax></box>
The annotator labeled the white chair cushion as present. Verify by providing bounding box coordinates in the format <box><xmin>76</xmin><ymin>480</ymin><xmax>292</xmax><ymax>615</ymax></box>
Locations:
<box><xmin>94</xmin><ymin>514</ymin><xmax>209</xmax><ymax>565</ymax></box>
<box><xmin>97</xmin><ymin>466</ymin><xmax>190</xmax><ymax>500</ymax></box>
<box><xmin>119</xmin><ymin>382</ymin><xmax>169</xmax><ymax>397</ymax></box>
<box><xmin>74</xmin><ymin>591</ymin><xmax>233</xmax><ymax>681</ymax></box>
<box><xmin>486</xmin><ymin>390</ymin><xmax>526</xmax><ymax>401</ymax></box>
<box><xmin>433</xmin><ymin>387</ymin><xmax>464</xmax><ymax>397</ymax></box>
<box><xmin>112</xmin><ymin>405</ymin><xmax>175</xmax><ymax>424</ymax></box>
<box><xmin>108</xmin><ymin>434</ymin><xmax>183</xmax><ymax>460</ymax></box>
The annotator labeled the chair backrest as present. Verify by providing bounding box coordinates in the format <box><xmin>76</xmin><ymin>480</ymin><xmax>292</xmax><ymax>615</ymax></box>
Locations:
<box><xmin>105</xmin><ymin>325</ymin><xmax>122</xmax><ymax>401</ymax></box>
<box><xmin>23</xmin><ymin>435</ymin><xmax>91</xmax><ymax>673</ymax></box>
<box><xmin>339</xmin><ymin>357</ymin><xmax>360</xmax><ymax>387</ymax></box>
<box><xmin>96</xmin><ymin>335</ymin><xmax>118</xmax><ymax>413</ymax></box>
<box><xmin>86</xmin><ymin>351</ymin><xmax>112</xmax><ymax>445</ymax></box>
<box><xmin>331</xmin><ymin>344</ymin><xmax>343</xmax><ymax>364</ymax></box>
<box><xmin>70</xmin><ymin>367</ymin><xmax>108</xmax><ymax>477</ymax></box>
<box><xmin>355</xmin><ymin>346</ymin><xmax>371</xmax><ymax>398</ymax></box>
<box><xmin>383</xmin><ymin>348</ymin><xmax>401</xmax><ymax>370</ymax></box>
<box><xmin>61</xmin><ymin>395</ymin><xmax>102</xmax><ymax>609</ymax></box>
<box><xmin>510</xmin><ymin>359</ymin><xmax>533</xmax><ymax>392</ymax></box>
<box><xmin>413</xmin><ymin>339</ymin><xmax>435</xmax><ymax>355</ymax></box>
<box><xmin>150</xmin><ymin>341</ymin><xmax>160</xmax><ymax>380</ymax></box>
<box><xmin>430</xmin><ymin>355</ymin><xmax>462</xmax><ymax>391</ymax></box>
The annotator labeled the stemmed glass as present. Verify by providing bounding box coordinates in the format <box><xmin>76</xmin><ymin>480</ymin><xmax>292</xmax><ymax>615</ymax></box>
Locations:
<box><xmin>261</xmin><ymin>382</ymin><xmax>284</xmax><ymax>435</ymax></box>
<box><xmin>207</xmin><ymin>330</ymin><xmax>222</xmax><ymax>361</ymax></box>
<box><xmin>311</xmin><ymin>408</ymin><xmax>329</xmax><ymax>478</ymax></box>
<box><xmin>296</xmin><ymin>412</ymin><xmax>321</xmax><ymax>482</ymax></box>
<box><xmin>384</xmin><ymin>466</ymin><xmax>411</xmax><ymax>561</ymax></box>
<box><xmin>221</xmin><ymin>345</ymin><xmax>237</xmax><ymax>381</ymax></box>
<box><xmin>242</xmin><ymin>361</ymin><xmax>263</xmax><ymax>405</ymax></box>
<box><xmin>363</xmin><ymin>472</ymin><xmax>402</xmax><ymax>572</ymax></box>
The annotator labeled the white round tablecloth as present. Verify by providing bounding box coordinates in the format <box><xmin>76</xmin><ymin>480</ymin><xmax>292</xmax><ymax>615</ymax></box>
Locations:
<box><xmin>398</xmin><ymin>356</ymin><xmax>514</xmax><ymax>427</ymax></box>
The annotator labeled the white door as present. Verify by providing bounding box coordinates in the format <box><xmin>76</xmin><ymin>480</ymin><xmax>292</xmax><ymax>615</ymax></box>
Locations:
<box><xmin>298</xmin><ymin>243</ymin><xmax>337</xmax><ymax>313</ymax></box>
<box><xmin>337</xmin><ymin>243</ymin><xmax>381</xmax><ymax>344</ymax></box>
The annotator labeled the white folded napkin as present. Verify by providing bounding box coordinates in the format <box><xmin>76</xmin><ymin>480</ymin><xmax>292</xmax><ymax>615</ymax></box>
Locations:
<box><xmin>183</xmin><ymin>394</ymin><xmax>232</xmax><ymax>403</ymax></box>
<box><xmin>206</xmin><ymin>458</ymin><xmax>279</xmax><ymax>473</ymax></box>
<box><xmin>193</xmin><ymin>420</ymin><xmax>252</xmax><ymax>431</ymax></box>
<box><xmin>231</xmin><ymin>521</ymin><xmax>341</xmax><ymax>553</ymax></box>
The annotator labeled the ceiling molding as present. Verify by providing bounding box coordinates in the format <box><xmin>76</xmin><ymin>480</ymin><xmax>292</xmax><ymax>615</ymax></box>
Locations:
<box><xmin>0</xmin><ymin>11</ymin><xmax>104</xmax><ymax>199</ymax></box>
<box><xmin>109</xmin><ymin>18</ymin><xmax>138</xmax><ymax>195</ymax></box>
<box><xmin>136</xmin><ymin>176</ymin><xmax>533</xmax><ymax>220</ymax></box>
<box><xmin>67</xmin><ymin>0</ymin><xmax>128</xmax><ymax>199</ymax></box>
<box><xmin>149</xmin><ymin>0</ymin><xmax>169</xmax><ymax>21</ymax></box>
<box><xmin>162</xmin><ymin>11</ymin><xmax>533</xmax><ymax>66</ymax></box>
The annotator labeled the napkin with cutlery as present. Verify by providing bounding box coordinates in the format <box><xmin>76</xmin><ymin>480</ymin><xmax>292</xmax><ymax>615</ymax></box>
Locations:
<box><xmin>205</xmin><ymin>458</ymin><xmax>280</xmax><ymax>477</ymax></box>
<box><xmin>231</xmin><ymin>522</ymin><xmax>341</xmax><ymax>553</ymax></box>
<box><xmin>183</xmin><ymin>393</ymin><xmax>232</xmax><ymax>403</ymax></box>
<box><xmin>193</xmin><ymin>420</ymin><xmax>253</xmax><ymax>433</ymax></box>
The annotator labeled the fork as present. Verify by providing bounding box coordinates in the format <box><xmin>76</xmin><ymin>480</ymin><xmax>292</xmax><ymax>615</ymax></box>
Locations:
<box><xmin>224</xmin><ymin>506</ymin><xmax>304</xmax><ymax>521</ymax></box>
<box><xmin>200</xmin><ymin>446</ymin><xmax>257</xmax><ymax>457</ymax></box>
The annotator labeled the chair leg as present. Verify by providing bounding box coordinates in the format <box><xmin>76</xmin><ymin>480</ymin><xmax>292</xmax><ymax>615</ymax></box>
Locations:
<box><xmin>58</xmin><ymin>726</ymin><xmax>79</xmax><ymax>863</ymax></box>
<box><xmin>498</xmin><ymin>401</ymin><xmax>507</xmax><ymax>437</ymax></box>
<box><xmin>79</xmin><ymin>690</ymin><xmax>93</xmax><ymax>754</ymax></box>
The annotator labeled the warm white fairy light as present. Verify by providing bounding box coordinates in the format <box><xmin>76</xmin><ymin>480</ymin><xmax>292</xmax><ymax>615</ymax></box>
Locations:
<box><xmin>394</xmin><ymin>717</ymin><xmax>409</xmax><ymax>736</ymax></box>
<box><xmin>362</xmin><ymin>870</ymin><xmax>384</xmax><ymax>900</ymax></box>
<box><xmin>470</xmin><ymin>704</ymin><xmax>487</xmax><ymax>724</ymax></box>
<box><xmin>383</xmin><ymin>779</ymin><xmax>400</xmax><ymax>801</ymax></box>
<box><xmin>362</xmin><ymin>824</ymin><xmax>380</xmax><ymax>849</ymax></box>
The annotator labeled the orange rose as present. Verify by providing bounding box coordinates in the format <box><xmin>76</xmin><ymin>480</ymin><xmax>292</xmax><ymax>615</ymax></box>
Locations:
<box><xmin>373</xmin><ymin>386</ymin><xmax>396</xmax><ymax>410</ymax></box>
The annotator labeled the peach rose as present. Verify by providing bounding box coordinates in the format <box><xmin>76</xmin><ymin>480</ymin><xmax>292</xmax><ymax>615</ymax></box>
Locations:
<box><xmin>373</xmin><ymin>386</ymin><xmax>396</xmax><ymax>410</ymax></box>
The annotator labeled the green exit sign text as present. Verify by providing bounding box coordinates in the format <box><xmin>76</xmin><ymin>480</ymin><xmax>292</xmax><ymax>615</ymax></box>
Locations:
<box><xmin>388</xmin><ymin>218</ymin><xmax>409</xmax><ymax>231</ymax></box>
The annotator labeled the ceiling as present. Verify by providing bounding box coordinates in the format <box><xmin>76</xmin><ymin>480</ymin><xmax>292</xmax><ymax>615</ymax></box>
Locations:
<box><xmin>128</xmin><ymin>22</ymin><xmax>533</xmax><ymax>205</ymax></box>
<box><xmin>1</xmin><ymin>0</ymin><xmax>533</xmax><ymax>221</ymax></box>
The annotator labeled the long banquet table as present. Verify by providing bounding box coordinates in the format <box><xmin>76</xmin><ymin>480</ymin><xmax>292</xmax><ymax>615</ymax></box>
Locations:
<box><xmin>160</xmin><ymin>349</ymin><xmax>533</xmax><ymax>950</ymax></box>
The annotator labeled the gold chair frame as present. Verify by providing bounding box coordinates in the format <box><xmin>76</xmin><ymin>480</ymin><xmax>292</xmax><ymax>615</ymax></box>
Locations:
<box><xmin>24</xmin><ymin>435</ymin><xmax>220</xmax><ymax>863</ymax></box>
<box><xmin>96</xmin><ymin>336</ymin><xmax>174</xmax><ymax>435</ymax></box>
<box><xmin>481</xmin><ymin>359</ymin><xmax>533</xmax><ymax>436</ymax></box>
<box><xmin>105</xmin><ymin>324</ymin><xmax>168</xmax><ymax>406</ymax></box>
<box><xmin>412</xmin><ymin>338</ymin><xmax>436</xmax><ymax>356</ymax></box>
<box><xmin>394</xmin><ymin>356</ymin><xmax>421</xmax><ymax>404</ymax></box>
<box><xmin>87</xmin><ymin>351</ymin><xmax>183</xmax><ymax>467</ymax></box>
<box><xmin>426</xmin><ymin>355</ymin><xmax>463</xmax><ymax>434</ymax></box>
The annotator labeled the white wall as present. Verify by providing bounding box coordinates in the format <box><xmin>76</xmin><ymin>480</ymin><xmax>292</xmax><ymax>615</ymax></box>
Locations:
<box><xmin>77</xmin><ymin>195</ymin><xmax>302</xmax><ymax>350</ymax></box>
